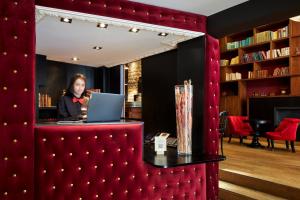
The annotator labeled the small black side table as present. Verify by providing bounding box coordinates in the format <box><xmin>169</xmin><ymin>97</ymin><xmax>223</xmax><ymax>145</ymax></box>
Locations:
<box><xmin>247</xmin><ymin>119</ymin><xmax>270</xmax><ymax>148</ymax></box>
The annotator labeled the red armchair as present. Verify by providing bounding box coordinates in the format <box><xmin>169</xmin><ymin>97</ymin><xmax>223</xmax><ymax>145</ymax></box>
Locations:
<box><xmin>227</xmin><ymin>116</ymin><xmax>253</xmax><ymax>144</ymax></box>
<box><xmin>266</xmin><ymin>118</ymin><xmax>300</xmax><ymax>152</ymax></box>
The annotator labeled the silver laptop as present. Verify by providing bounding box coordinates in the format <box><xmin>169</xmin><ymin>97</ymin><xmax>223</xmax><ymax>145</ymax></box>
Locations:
<box><xmin>86</xmin><ymin>93</ymin><xmax>124</xmax><ymax>122</ymax></box>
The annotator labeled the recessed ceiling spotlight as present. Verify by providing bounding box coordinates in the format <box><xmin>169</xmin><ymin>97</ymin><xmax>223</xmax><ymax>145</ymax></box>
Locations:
<box><xmin>93</xmin><ymin>46</ymin><xmax>103</xmax><ymax>50</ymax></box>
<box><xmin>97</xmin><ymin>23</ymin><xmax>108</xmax><ymax>28</ymax></box>
<box><xmin>71</xmin><ymin>57</ymin><xmax>79</xmax><ymax>61</ymax></box>
<box><xmin>158</xmin><ymin>32</ymin><xmax>168</xmax><ymax>37</ymax></box>
<box><xmin>60</xmin><ymin>17</ymin><xmax>72</xmax><ymax>23</ymax></box>
<box><xmin>129</xmin><ymin>28</ymin><xmax>140</xmax><ymax>33</ymax></box>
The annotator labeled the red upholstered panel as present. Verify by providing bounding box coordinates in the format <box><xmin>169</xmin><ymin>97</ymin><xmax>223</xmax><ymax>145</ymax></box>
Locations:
<box><xmin>35</xmin><ymin>0</ymin><xmax>206</xmax><ymax>33</ymax></box>
<box><xmin>35</xmin><ymin>124</ymin><xmax>207</xmax><ymax>200</ymax></box>
<box><xmin>204</xmin><ymin>35</ymin><xmax>220</xmax><ymax>200</ymax></box>
<box><xmin>0</xmin><ymin>0</ymin><xmax>35</xmax><ymax>199</ymax></box>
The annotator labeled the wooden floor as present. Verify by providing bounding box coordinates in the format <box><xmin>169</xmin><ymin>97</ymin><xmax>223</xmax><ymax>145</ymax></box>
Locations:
<box><xmin>220</xmin><ymin>137</ymin><xmax>300</xmax><ymax>189</ymax></box>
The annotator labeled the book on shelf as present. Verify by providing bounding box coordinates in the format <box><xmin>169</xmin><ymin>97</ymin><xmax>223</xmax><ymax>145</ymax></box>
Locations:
<box><xmin>230</xmin><ymin>56</ymin><xmax>239</xmax><ymax>65</ymax></box>
<box><xmin>220</xmin><ymin>59</ymin><xmax>229</xmax><ymax>66</ymax></box>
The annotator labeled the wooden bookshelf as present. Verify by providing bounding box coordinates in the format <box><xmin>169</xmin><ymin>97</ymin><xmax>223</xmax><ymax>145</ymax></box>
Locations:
<box><xmin>220</xmin><ymin>19</ymin><xmax>300</xmax><ymax>115</ymax></box>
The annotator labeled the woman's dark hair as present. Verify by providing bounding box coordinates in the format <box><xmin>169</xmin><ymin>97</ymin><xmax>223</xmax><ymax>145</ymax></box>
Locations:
<box><xmin>65</xmin><ymin>73</ymin><xmax>87</xmax><ymax>98</ymax></box>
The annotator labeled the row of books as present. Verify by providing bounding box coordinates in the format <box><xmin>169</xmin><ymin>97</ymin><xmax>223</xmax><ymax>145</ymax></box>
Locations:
<box><xmin>38</xmin><ymin>93</ymin><xmax>52</xmax><ymax>107</ymax></box>
<box><xmin>225</xmin><ymin>72</ymin><xmax>242</xmax><ymax>81</ymax></box>
<box><xmin>255</xmin><ymin>26</ymin><xmax>289</xmax><ymax>43</ymax></box>
<box><xmin>272</xmin><ymin>47</ymin><xmax>290</xmax><ymax>58</ymax></box>
<box><xmin>226</xmin><ymin>36</ymin><xmax>254</xmax><ymax>50</ymax></box>
<box><xmin>241</xmin><ymin>51</ymin><xmax>271</xmax><ymax>63</ymax></box>
<box><xmin>248</xmin><ymin>70</ymin><xmax>268</xmax><ymax>79</ymax></box>
<box><xmin>225</xmin><ymin>26</ymin><xmax>288</xmax><ymax>50</ymax></box>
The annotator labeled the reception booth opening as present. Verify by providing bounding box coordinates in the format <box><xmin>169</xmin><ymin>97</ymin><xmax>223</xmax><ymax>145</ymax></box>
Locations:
<box><xmin>0</xmin><ymin>1</ymin><xmax>221</xmax><ymax>199</ymax></box>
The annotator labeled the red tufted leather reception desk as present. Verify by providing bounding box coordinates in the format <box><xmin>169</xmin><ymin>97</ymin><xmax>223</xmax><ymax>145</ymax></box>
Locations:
<box><xmin>0</xmin><ymin>0</ymin><xmax>220</xmax><ymax>199</ymax></box>
<box><xmin>35</xmin><ymin>122</ymin><xmax>207</xmax><ymax>200</ymax></box>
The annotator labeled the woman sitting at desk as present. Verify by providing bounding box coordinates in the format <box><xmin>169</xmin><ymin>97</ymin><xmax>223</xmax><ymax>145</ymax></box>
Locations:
<box><xmin>57</xmin><ymin>73</ymin><xmax>89</xmax><ymax>121</ymax></box>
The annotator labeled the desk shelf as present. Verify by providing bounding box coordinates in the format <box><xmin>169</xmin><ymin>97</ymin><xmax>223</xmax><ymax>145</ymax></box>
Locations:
<box><xmin>143</xmin><ymin>144</ymin><xmax>226</xmax><ymax>168</ymax></box>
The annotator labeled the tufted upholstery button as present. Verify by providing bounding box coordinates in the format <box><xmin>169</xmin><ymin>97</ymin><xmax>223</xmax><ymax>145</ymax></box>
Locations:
<box><xmin>23</xmin><ymin>189</ymin><xmax>27</xmax><ymax>194</ymax></box>
<box><xmin>14</xmin><ymin>35</ymin><xmax>18</xmax><ymax>40</ymax></box>
<box><xmin>124</xmin><ymin>190</ymin><xmax>128</xmax><ymax>194</ymax></box>
<box><xmin>13</xmin><ymin>69</ymin><xmax>18</xmax><ymax>74</ymax></box>
<box><xmin>95</xmin><ymin>194</ymin><xmax>99</xmax><ymax>198</ymax></box>
<box><xmin>43</xmin><ymin>170</ymin><xmax>46</xmax><ymax>174</ymax></box>
<box><xmin>77</xmin><ymin>136</ymin><xmax>81</xmax><ymax>140</ymax></box>
<box><xmin>4</xmin><ymin>192</ymin><xmax>8</xmax><ymax>196</ymax></box>
<box><xmin>52</xmin><ymin>186</ymin><xmax>56</xmax><ymax>190</ymax></box>
<box><xmin>13</xmin><ymin>139</ymin><xmax>18</xmax><ymax>143</ymax></box>
<box><xmin>87</xmin><ymin>181</ymin><xmax>90</xmax><ymax>185</ymax></box>
<box><xmin>117</xmin><ymin>148</ymin><xmax>121</xmax><ymax>152</ymax></box>
<box><xmin>24</xmin><ymin>88</ymin><xmax>28</xmax><ymax>92</ymax></box>
<box><xmin>124</xmin><ymin>133</ymin><xmax>127</xmax><ymax>137</ymax></box>
<box><xmin>24</xmin><ymin>20</ymin><xmax>27</xmax><ymax>24</ymax></box>
<box><xmin>60</xmin><ymin>168</ymin><xmax>64</xmax><ymax>172</ymax></box>
<box><xmin>24</xmin><ymin>155</ymin><xmax>28</xmax><ymax>159</ymax></box>
<box><xmin>124</xmin><ymin>161</ymin><xmax>128</xmax><ymax>165</ymax></box>
<box><xmin>60</xmin><ymin>137</ymin><xmax>64</xmax><ymax>141</ymax></box>
<box><xmin>94</xmin><ymin>135</ymin><xmax>98</xmax><ymax>139</ymax></box>
<box><xmin>86</xmin><ymin>151</ymin><xmax>89</xmax><ymax>155</ymax></box>
<box><xmin>12</xmin><ymin>173</ymin><xmax>17</xmax><ymax>177</ymax></box>
<box><xmin>109</xmin><ymin>134</ymin><xmax>112</xmax><ymax>138</ymax></box>
<box><xmin>101</xmin><ymin>149</ymin><xmax>105</xmax><ymax>153</ymax></box>
<box><xmin>69</xmin><ymin>152</ymin><xmax>73</xmax><ymax>156</ymax></box>
<box><xmin>4</xmin><ymin>156</ymin><xmax>8</xmax><ymax>161</ymax></box>
<box><xmin>70</xmin><ymin>183</ymin><xmax>74</xmax><ymax>187</ymax></box>
<box><xmin>3</xmin><ymin>122</ymin><xmax>7</xmax><ymax>126</ymax></box>
<box><xmin>4</xmin><ymin>17</ymin><xmax>8</xmax><ymax>21</ymax></box>
<box><xmin>3</xmin><ymin>86</ymin><xmax>7</xmax><ymax>90</ymax></box>
<box><xmin>94</xmin><ymin>165</ymin><xmax>98</xmax><ymax>169</ymax></box>
<box><xmin>24</xmin><ymin>121</ymin><xmax>28</xmax><ymax>126</ymax></box>
<box><xmin>102</xmin><ymin>179</ymin><xmax>106</xmax><ymax>183</ymax></box>
<box><xmin>3</xmin><ymin>51</ymin><xmax>7</xmax><ymax>55</ymax></box>
<box><xmin>103</xmin><ymin>4</ymin><xmax>107</xmax><ymax>8</ymax></box>
<box><xmin>13</xmin><ymin>104</ymin><xmax>18</xmax><ymax>108</ymax></box>
<box><xmin>52</xmin><ymin>153</ymin><xmax>55</xmax><ymax>157</ymax></box>
<box><xmin>14</xmin><ymin>1</ymin><xmax>18</xmax><ymax>5</ymax></box>
<box><xmin>78</xmin><ymin>167</ymin><xmax>82</xmax><ymax>171</ymax></box>
<box><xmin>24</xmin><ymin>54</ymin><xmax>28</xmax><ymax>57</ymax></box>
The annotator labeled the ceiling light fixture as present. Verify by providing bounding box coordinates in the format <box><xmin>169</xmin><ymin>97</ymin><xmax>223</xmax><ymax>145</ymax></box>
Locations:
<box><xmin>158</xmin><ymin>32</ymin><xmax>168</xmax><ymax>37</ymax></box>
<box><xmin>71</xmin><ymin>57</ymin><xmax>79</xmax><ymax>61</ymax></box>
<box><xmin>129</xmin><ymin>28</ymin><xmax>140</xmax><ymax>33</ymax></box>
<box><xmin>97</xmin><ymin>23</ymin><xmax>108</xmax><ymax>28</ymax></box>
<box><xmin>93</xmin><ymin>46</ymin><xmax>103</xmax><ymax>50</ymax></box>
<box><xmin>60</xmin><ymin>17</ymin><xmax>72</xmax><ymax>23</ymax></box>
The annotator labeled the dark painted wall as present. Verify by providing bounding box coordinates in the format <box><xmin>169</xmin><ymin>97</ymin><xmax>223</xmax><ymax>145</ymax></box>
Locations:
<box><xmin>142</xmin><ymin>36</ymin><xmax>206</xmax><ymax>153</ymax></box>
<box><xmin>142</xmin><ymin>49</ymin><xmax>178</xmax><ymax>136</ymax></box>
<box><xmin>207</xmin><ymin>0</ymin><xmax>300</xmax><ymax>38</ymax></box>
<box><xmin>177</xmin><ymin>37</ymin><xmax>205</xmax><ymax>153</ymax></box>
<box><xmin>36</xmin><ymin>54</ymin><xmax>95</xmax><ymax>106</ymax></box>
